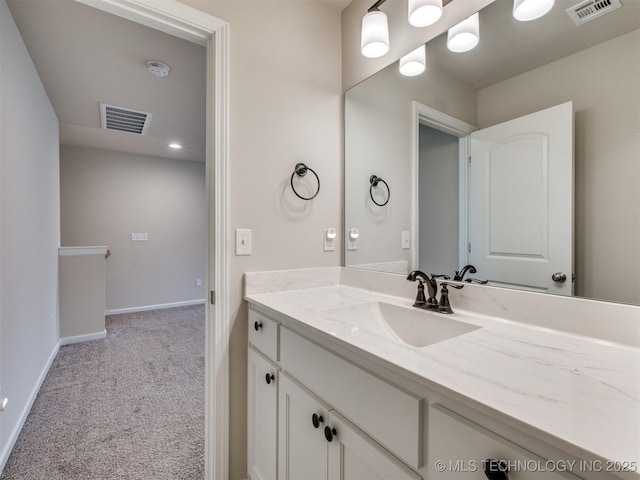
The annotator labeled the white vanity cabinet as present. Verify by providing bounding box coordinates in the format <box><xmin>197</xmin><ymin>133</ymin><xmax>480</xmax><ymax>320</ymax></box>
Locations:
<box><xmin>278</xmin><ymin>373</ymin><xmax>420</xmax><ymax>480</ymax></box>
<box><xmin>247</xmin><ymin>303</ymin><xmax>621</xmax><ymax>480</ymax></box>
<box><xmin>248</xmin><ymin>308</ymin><xmax>281</xmax><ymax>480</ymax></box>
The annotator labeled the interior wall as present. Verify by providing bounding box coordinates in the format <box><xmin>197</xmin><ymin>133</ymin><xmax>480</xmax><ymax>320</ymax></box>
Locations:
<box><xmin>0</xmin><ymin>0</ymin><xmax>60</xmax><ymax>468</ymax></box>
<box><xmin>345</xmin><ymin>62</ymin><xmax>475</xmax><ymax>272</ymax></box>
<box><xmin>477</xmin><ymin>29</ymin><xmax>640</xmax><ymax>305</ymax></box>
<box><xmin>178</xmin><ymin>2</ymin><xmax>343</xmax><ymax>478</ymax></box>
<box><xmin>418</xmin><ymin>125</ymin><xmax>459</xmax><ymax>275</ymax></box>
<box><xmin>60</xmin><ymin>146</ymin><xmax>206</xmax><ymax>312</ymax></box>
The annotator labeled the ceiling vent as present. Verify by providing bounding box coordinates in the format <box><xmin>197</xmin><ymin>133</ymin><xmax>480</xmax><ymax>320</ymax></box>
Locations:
<box><xmin>100</xmin><ymin>103</ymin><xmax>152</xmax><ymax>135</ymax></box>
<box><xmin>566</xmin><ymin>0</ymin><xmax>622</xmax><ymax>25</ymax></box>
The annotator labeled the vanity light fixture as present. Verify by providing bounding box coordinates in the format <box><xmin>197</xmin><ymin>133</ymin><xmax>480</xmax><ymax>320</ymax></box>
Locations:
<box><xmin>513</xmin><ymin>0</ymin><xmax>555</xmax><ymax>21</ymax></box>
<box><xmin>399</xmin><ymin>44</ymin><xmax>426</xmax><ymax>76</ymax></box>
<box><xmin>361</xmin><ymin>0</ymin><xmax>390</xmax><ymax>58</ymax></box>
<box><xmin>408</xmin><ymin>0</ymin><xmax>443</xmax><ymax>27</ymax></box>
<box><xmin>447</xmin><ymin>12</ymin><xmax>480</xmax><ymax>53</ymax></box>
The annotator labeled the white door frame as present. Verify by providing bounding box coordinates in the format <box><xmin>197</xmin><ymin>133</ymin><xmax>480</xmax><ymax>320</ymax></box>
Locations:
<box><xmin>75</xmin><ymin>1</ymin><xmax>230</xmax><ymax>478</ymax></box>
<box><xmin>411</xmin><ymin>102</ymin><xmax>475</xmax><ymax>270</ymax></box>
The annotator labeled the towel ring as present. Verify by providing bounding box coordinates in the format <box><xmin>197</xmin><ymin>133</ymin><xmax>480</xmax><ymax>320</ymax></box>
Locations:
<box><xmin>369</xmin><ymin>175</ymin><xmax>390</xmax><ymax>206</ymax></box>
<box><xmin>290</xmin><ymin>163</ymin><xmax>320</xmax><ymax>200</ymax></box>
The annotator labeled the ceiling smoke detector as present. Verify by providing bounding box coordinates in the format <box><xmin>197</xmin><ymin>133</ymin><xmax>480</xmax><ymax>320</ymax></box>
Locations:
<box><xmin>147</xmin><ymin>61</ymin><xmax>170</xmax><ymax>77</ymax></box>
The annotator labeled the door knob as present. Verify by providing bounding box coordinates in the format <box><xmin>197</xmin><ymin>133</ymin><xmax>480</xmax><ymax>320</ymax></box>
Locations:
<box><xmin>551</xmin><ymin>272</ymin><xmax>567</xmax><ymax>283</ymax></box>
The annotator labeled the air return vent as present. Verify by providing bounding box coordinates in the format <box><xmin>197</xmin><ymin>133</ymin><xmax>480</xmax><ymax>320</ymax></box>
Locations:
<box><xmin>566</xmin><ymin>0</ymin><xmax>622</xmax><ymax>25</ymax></box>
<box><xmin>100</xmin><ymin>103</ymin><xmax>152</xmax><ymax>135</ymax></box>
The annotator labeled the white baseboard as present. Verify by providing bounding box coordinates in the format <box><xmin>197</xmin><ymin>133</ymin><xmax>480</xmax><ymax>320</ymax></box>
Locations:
<box><xmin>105</xmin><ymin>299</ymin><xmax>206</xmax><ymax>316</ymax></box>
<box><xmin>60</xmin><ymin>330</ymin><xmax>107</xmax><ymax>346</ymax></box>
<box><xmin>0</xmin><ymin>340</ymin><xmax>60</xmax><ymax>473</ymax></box>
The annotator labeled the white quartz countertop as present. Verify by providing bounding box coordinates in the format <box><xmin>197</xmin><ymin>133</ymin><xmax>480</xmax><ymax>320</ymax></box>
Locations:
<box><xmin>245</xmin><ymin>284</ymin><xmax>640</xmax><ymax>476</ymax></box>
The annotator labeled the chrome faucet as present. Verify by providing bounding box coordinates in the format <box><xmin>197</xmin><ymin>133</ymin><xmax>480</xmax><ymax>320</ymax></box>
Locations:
<box><xmin>407</xmin><ymin>271</ymin><xmax>450</xmax><ymax>311</ymax></box>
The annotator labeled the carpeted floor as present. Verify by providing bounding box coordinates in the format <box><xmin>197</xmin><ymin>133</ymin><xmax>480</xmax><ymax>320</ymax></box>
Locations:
<box><xmin>1</xmin><ymin>305</ymin><xmax>205</xmax><ymax>480</ymax></box>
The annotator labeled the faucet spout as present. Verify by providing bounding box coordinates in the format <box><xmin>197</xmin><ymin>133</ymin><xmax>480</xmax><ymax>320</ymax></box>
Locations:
<box><xmin>407</xmin><ymin>271</ymin><xmax>442</xmax><ymax>310</ymax></box>
<box><xmin>454</xmin><ymin>264</ymin><xmax>477</xmax><ymax>281</ymax></box>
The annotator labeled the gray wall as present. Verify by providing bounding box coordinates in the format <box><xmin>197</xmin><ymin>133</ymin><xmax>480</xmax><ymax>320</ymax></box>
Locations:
<box><xmin>418</xmin><ymin>125</ymin><xmax>459</xmax><ymax>275</ymax></box>
<box><xmin>180</xmin><ymin>2</ymin><xmax>343</xmax><ymax>477</ymax></box>
<box><xmin>0</xmin><ymin>0</ymin><xmax>60</xmax><ymax>468</ymax></box>
<box><xmin>478</xmin><ymin>29</ymin><xmax>640</xmax><ymax>304</ymax></box>
<box><xmin>60</xmin><ymin>146</ymin><xmax>206</xmax><ymax>312</ymax></box>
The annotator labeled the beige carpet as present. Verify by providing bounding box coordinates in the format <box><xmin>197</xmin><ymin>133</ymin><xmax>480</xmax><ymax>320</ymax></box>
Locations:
<box><xmin>1</xmin><ymin>305</ymin><xmax>205</xmax><ymax>480</ymax></box>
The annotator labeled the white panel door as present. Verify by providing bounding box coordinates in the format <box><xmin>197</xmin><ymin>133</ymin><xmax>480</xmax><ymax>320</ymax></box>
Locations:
<box><xmin>469</xmin><ymin>102</ymin><xmax>573</xmax><ymax>295</ymax></box>
<box><xmin>278</xmin><ymin>373</ymin><xmax>330</xmax><ymax>480</ymax></box>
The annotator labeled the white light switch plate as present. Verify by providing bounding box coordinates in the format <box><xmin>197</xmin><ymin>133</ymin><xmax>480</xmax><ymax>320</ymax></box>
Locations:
<box><xmin>131</xmin><ymin>232</ymin><xmax>148</xmax><ymax>241</ymax></box>
<box><xmin>236</xmin><ymin>229</ymin><xmax>252</xmax><ymax>255</ymax></box>
<box><xmin>402</xmin><ymin>231</ymin><xmax>410</xmax><ymax>249</ymax></box>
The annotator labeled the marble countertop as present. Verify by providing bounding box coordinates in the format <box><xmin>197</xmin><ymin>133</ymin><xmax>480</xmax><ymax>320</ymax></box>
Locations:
<box><xmin>245</xmin><ymin>283</ymin><xmax>640</xmax><ymax>476</ymax></box>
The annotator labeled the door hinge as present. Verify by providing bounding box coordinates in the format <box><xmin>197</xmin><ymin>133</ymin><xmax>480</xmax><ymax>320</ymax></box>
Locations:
<box><xmin>210</xmin><ymin>290</ymin><xmax>216</xmax><ymax>305</ymax></box>
<box><xmin>468</xmin><ymin>156</ymin><xmax>471</xmax><ymax>165</ymax></box>
<box><xmin>468</xmin><ymin>242</ymin><xmax>471</xmax><ymax>253</ymax></box>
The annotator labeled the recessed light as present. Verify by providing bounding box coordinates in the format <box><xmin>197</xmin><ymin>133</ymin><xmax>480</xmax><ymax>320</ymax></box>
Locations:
<box><xmin>169</xmin><ymin>143</ymin><xmax>182</xmax><ymax>149</ymax></box>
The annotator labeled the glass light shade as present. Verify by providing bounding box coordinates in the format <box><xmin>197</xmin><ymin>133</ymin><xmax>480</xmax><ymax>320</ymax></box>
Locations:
<box><xmin>361</xmin><ymin>10</ymin><xmax>390</xmax><ymax>58</ymax></box>
<box><xmin>408</xmin><ymin>0</ymin><xmax>443</xmax><ymax>27</ymax></box>
<box><xmin>399</xmin><ymin>45</ymin><xmax>426</xmax><ymax>76</ymax></box>
<box><xmin>447</xmin><ymin>13</ymin><xmax>480</xmax><ymax>53</ymax></box>
<box><xmin>513</xmin><ymin>0</ymin><xmax>555</xmax><ymax>21</ymax></box>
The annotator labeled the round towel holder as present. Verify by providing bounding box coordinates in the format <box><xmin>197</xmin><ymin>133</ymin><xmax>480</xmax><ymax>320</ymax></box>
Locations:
<box><xmin>290</xmin><ymin>163</ymin><xmax>320</xmax><ymax>200</ymax></box>
<box><xmin>369</xmin><ymin>175</ymin><xmax>390</xmax><ymax>206</ymax></box>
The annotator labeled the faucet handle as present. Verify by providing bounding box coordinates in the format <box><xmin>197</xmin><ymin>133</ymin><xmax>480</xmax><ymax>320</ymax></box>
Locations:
<box><xmin>465</xmin><ymin>278</ymin><xmax>488</xmax><ymax>285</ymax></box>
<box><xmin>437</xmin><ymin>282</ymin><xmax>464</xmax><ymax>314</ymax></box>
<box><xmin>431</xmin><ymin>274</ymin><xmax>451</xmax><ymax>280</ymax></box>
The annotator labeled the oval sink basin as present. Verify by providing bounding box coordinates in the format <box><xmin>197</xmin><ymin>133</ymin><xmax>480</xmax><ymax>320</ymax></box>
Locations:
<box><xmin>322</xmin><ymin>301</ymin><xmax>480</xmax><ymax>347</ymax></box>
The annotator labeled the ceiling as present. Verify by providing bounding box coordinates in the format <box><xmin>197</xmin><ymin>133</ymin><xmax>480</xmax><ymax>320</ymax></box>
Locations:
<box><xmin>426</xmin><ymin>0</ymin><xmax>640</xmax><ymax>90</ymax></box>
<box><xmin>7</xmin><ymin>0</ymin><xmax>207</xmax><ymax>163</ymax></box>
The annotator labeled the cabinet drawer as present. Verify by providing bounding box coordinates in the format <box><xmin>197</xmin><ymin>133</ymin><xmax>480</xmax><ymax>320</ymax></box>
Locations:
<box><xmin>249</xmin><ymin>308</ymin><xmax>279</xmax><ymax>362</ymax></box>
<box><xmin>427</xmin><ymin>404</ymin><xmax>583</xmax><ymax>479</ymax></box>
<box><xmin>280</xmin><ymin>327</ymin><xmax>423</xmax><ymax>469</ymax></box>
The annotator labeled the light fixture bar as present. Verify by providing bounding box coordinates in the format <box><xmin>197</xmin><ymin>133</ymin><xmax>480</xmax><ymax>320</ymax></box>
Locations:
<box><xmin>367</xmin><ymin>0</ymin><xmax>388</xmax><ymax>12</ymax></box>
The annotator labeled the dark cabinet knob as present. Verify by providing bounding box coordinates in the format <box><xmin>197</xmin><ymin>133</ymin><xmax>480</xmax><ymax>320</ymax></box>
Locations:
<box><xmin>324</xmin><ymin>426</ymin><xmax>337</xmax><ymax>442</ymax></box>
<box><xmin>311</xmin><ymin>413</ymin><xmax>324</xmax><ymax>429</ymax></box>
<box><xmin>483</xmin><ymin>459</ymin><xmax>509</xmax><ymax>480</ymax></box>
<box><xmin>254</xmin><ymin>321</ymin><xmax>263</xmax><ymax>331</ymax></box>
<box><xmin>265</xmin><ymin>373</ymin><xmax>275</xmax><ymax>385</ymax></box>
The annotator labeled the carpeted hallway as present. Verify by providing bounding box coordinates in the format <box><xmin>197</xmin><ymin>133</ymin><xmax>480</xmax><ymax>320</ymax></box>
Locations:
<box><xmin>1</xmin><ymin>305</ymin><xmax>205</xmax><ymax>480</ymax></box>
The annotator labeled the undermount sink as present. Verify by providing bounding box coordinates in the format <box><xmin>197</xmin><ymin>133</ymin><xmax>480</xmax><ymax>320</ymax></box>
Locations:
<box><xmin>322</xmin><ymin>301</ymin><xmax>480</xmax><ymax>347</ymax></box>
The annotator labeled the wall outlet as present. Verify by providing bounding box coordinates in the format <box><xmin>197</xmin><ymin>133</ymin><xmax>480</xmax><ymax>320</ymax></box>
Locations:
<box><xmin>196</xmin><ymin>279</ymin><xmax>202</xmax><ymax>287</ymax></box>
<box><xmin>236</xmin><ymin>229</ymin><xmax>252</xmax><ymax>255</ymax></box>
<box><xmin>131</xmin><ymin>232</ymin><xmax>148</xmax><ymax>241</ymax></box>
<box><xmin>324</xmin><ymin>227</ymin><xmax>336</xmax><ymax>252</ymax></box>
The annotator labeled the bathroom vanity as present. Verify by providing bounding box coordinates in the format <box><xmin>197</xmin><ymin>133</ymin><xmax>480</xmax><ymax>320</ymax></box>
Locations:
<box><xmin>245</xmin><ymin>267</ymin><xmax>639</xmax><ymax>480</ymax></box>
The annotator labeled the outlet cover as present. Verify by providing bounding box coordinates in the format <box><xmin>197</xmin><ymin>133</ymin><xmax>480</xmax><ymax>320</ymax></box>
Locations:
<box><xmin>131</xmin><ymin>232</ymin><xmax>148</xmax><ymax>241</ymax></box>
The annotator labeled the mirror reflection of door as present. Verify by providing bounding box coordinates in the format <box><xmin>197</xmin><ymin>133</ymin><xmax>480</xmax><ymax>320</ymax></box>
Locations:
<box><xmin>468</xmin><ymin>101</ymin><xmax>574</xmax><ymax>295</ymax></box>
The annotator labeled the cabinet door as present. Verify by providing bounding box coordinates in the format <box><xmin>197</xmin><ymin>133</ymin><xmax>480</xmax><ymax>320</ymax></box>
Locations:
<box><xmin>327</xmin><ymin>410</ymin><xmax>422</xmax><ymax>480</ymax></box>
<box><xmin>248</xmin><ymin>348</ymin><xmax>279</xmax><ymax>480</ymax></box>
<box><xmin>278</xmin><ymin>373</ymin><xmax>331</xmax><ymax>480</ymax></box>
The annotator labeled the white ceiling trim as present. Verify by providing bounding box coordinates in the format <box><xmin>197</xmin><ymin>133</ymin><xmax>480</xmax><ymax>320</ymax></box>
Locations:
<box><xmin>75</xmin><ymin>0</ymin><xmax>225</xmax><ymax>46</ymax></box>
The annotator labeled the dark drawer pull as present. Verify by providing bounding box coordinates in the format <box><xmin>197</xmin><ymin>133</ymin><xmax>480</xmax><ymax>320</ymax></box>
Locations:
<box><xmin>483</xmin><ymin>459</ymin><xmax>509</xmax><ymax>480</ymax></box>
<box><xmin>324</xmin><ymin>426</ymin><xmax>337</xmax><ymax>442</ymax></box>
<box><xmin>265</xmin><ymin>373</ymin><xmax>275</xmax><ymax>385</ymax></box>
<box><xmin>254</xmin><ymin>321</ymin><xmax>263</xmax><ymax>331</ymax></box>
<box><xmin>312</xmin><ymin>413</ymin><xmax>324</xmax><ymax>429</ymax></box>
